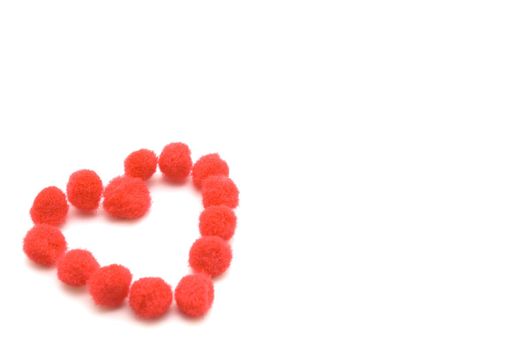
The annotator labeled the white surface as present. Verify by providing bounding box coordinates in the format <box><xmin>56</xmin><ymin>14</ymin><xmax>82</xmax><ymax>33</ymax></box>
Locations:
<box><xmin>1</xmin><ymin>1</ymin><xmax>523</xmax><ymax>349</ymax></box>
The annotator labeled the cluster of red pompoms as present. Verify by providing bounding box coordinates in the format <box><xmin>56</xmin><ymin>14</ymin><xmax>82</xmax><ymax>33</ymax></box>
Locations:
<box><xmin>23</xmin><ymin>142</ymin><xmax>239</xmax><ymax>321</ymax></box>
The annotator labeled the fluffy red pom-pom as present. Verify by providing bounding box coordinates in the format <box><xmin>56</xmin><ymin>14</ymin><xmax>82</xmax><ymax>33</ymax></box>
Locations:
<box><xmin>129</xmin><ymin>278</ymin><xmax>173</xmax><ymax>319</ymax></box>
<box><xmin>103</xmin><ymin>176</ymin><xmax>151</xmax><ymax>219</ymax></box>
<box><xmin>201</xmin><ymin>176</ymin><xmax>239</xmax><ymax>208</ymax></box>
<box><xmin>57</xmin><ymin>249</ymin><xmax>100</xmax><ymax>287</ymax></box>
<box><xmin>67</xmin><ymin>170</ymin><xmax>103</xmax><ymax>211</ymax></box>
<box><xmin>124</xmin><ymin>149</ymin><xmax>157</xmax><ymax>180</ymax></box>
<box><xmin>158</xmin><ymin>143</ymin><xmax>192</xmax><ymax>182</ymax></box>
<box><xmin>175</xmin><ymin>274</ymin><xmax>214</xmax><ymax>317</ymax></box>
<box><xmin>30</xmin><ymin>186</ymin><xmax>69</xmax><ymax>225</ymax></box>
<box><xmin>88</xmin><ymin>264</ymin><xmax>132</xmax><ymax>308</ymax></box>
<box><xmin>23</xmin><ymin>224</ymin><xmax>67</xmax><ymax>266</ymax></box>
<box><xmin>199</xmin><ymin>205</ymin><xmax>237</xmax><ymax>240</ymax></box>
<box><xmin>192</xmin><ymin>154</ymin><xmax>229</xmax><ymax>188</ymax></box>
<box><xmin>189</xmin><ymin>236</ymin><xmax>232</xmax><ymax>277</ymax></box>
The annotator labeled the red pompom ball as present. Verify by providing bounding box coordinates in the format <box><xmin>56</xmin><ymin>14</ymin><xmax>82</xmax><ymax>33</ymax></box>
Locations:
<box><xmin>23</xmin><ymin>224</ymin><xmax>67</xmax><ymax>266</ymax></box>
<box><xmin>158</xmin><ymin>142</ymin><xmax>192</xmax><ymax>182</ymax></box>
<box><xmin>88</xmin><ymin>264</ymin><xmax>132</xmax><ymax>308</ymax></box>
<box><xmin>175</xmin><ymin>274</ymin><xmax>214</xmax><ymax>317</ymax></box>
<box><xmin>199</xmin><ymin>205</ymin><xmax>237</xmax><ymax>240</ymax></box>
<box><xmin>202</xmin><ymin>176</ymin><xmax>239</xmax><ymax>208</ymax></box>
<box><xmin>30</xmin><ymin>186</ymin><xmax>69</xmax><ymax>225</ymax></box>
<box><xmin>189</xmin><ymin>236</ymin><xmax>232</xmax><ymax>277</ymax></box>
<box><xmin>129</xmin><ymin>277</ymin><xmax>173</xmax><ymax>319</ymax></box>
<box><xmin>192</xmin><ymin>154</ymin><xmax>229</xmax><ymax>188</ymax></box>
<box><xmin>124</xmin><ymin>149</ymin><xmax>157</xmax><ymax>180</ymax></box>
<box><xmin>57</xmin><ymin>249</ymin><xmax>100</xmax><ymax>287</ymax></box>
<box><xmin>67</xmin><ymin>170</ymin><xmax>103</xmax><ymax>211</ymax></box>
<box><xmin>103</xmin><ymin>176</ymin><xmax>151</xmax><ymax>219</ymax></box>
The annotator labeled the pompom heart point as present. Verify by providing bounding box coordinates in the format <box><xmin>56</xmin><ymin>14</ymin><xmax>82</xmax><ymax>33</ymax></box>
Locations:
<box><xmin>175</xmin><ymin>273</ymin><xmax>214</xmax><ymax>318</ymax></box>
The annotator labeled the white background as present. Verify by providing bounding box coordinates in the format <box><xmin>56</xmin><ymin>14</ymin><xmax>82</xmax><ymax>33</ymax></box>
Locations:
<box><xmin>1</xmin><ymin>1</ymin><xmax>522</xmax><ymax>349</ymax></box>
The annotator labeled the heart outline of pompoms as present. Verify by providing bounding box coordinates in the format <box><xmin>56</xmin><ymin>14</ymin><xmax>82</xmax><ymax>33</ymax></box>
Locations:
<box><xmin>23</xmin><ymin>142</ymin><xmax>239</xmax><ymax>320</ymax></box>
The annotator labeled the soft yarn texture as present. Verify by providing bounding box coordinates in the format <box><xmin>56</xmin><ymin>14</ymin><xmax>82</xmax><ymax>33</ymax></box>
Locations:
<box><xmin>129</xmin><ymin>277</ymin><xmax>173</xmax><ymax>319</ymax></box>
<box><xmin>30</xmin><ymin>186</ymin><xmax>69</xmax><ymax>225</ymax></box>
<box><xmin>201</xmin><ymin>175</ymin><xmax>239</xmax><ymax>208</ymax></box>
<box><xmin>189</xmin><ymin>236</ymin><xmax>232</xmax><ymax>277</ymax></box>
<box><xmin>24</xmin><ymin>142</ymin><xmax>239</xmax><ymax>321</ymax></box>
<box><xmin>175</xmin><ymin>274</ymin><xmax>214</xmax><ymax>317</ymax></box>
<box><xmin>124</xmin><ymin>149</ymin><xmax>157</xmax><ymax>180</ymax></box>
<box><xmin>159</xmin><ymin>142</ymin><xmax>192</xmax><ymax>181</ymax></box>
<box><xmin>103</xmin><ymin>176</ymin><xmax>151</xmax><ymax>219</ymax></box>
<box><xmin>88</xmin><ymin>264</ymin><xmax>132</xmax><ymax>308</ymax></box>
<box><xmin>199</xmin><ymin>205</ymin><xmax>237</xmax><ymax>240</ymax></box>
<box><xmin>23</xmin><ymin>224</ymin><xmax>67</xmax><ymax>266</ymax></box>
<box><xmin>192</xmin><ymin>153</ymin><xmax>229</xmax><ymax>188</ymax></box>
<box><xmin>57</xmin><ymin>249</ymin><xmax>100</xmax><ymax>287</ymax></box>
<box><xmin>67</xmin><ymin>170</ymin><xmax>103</xmax><ymax>211</ymax></box>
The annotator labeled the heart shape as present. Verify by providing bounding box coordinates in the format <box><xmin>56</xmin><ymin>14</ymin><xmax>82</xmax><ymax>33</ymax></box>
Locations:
<box><xmin>23</xmin><ymin>142</ymin><xmax>239</xmax><ymax>320</ymax></box>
